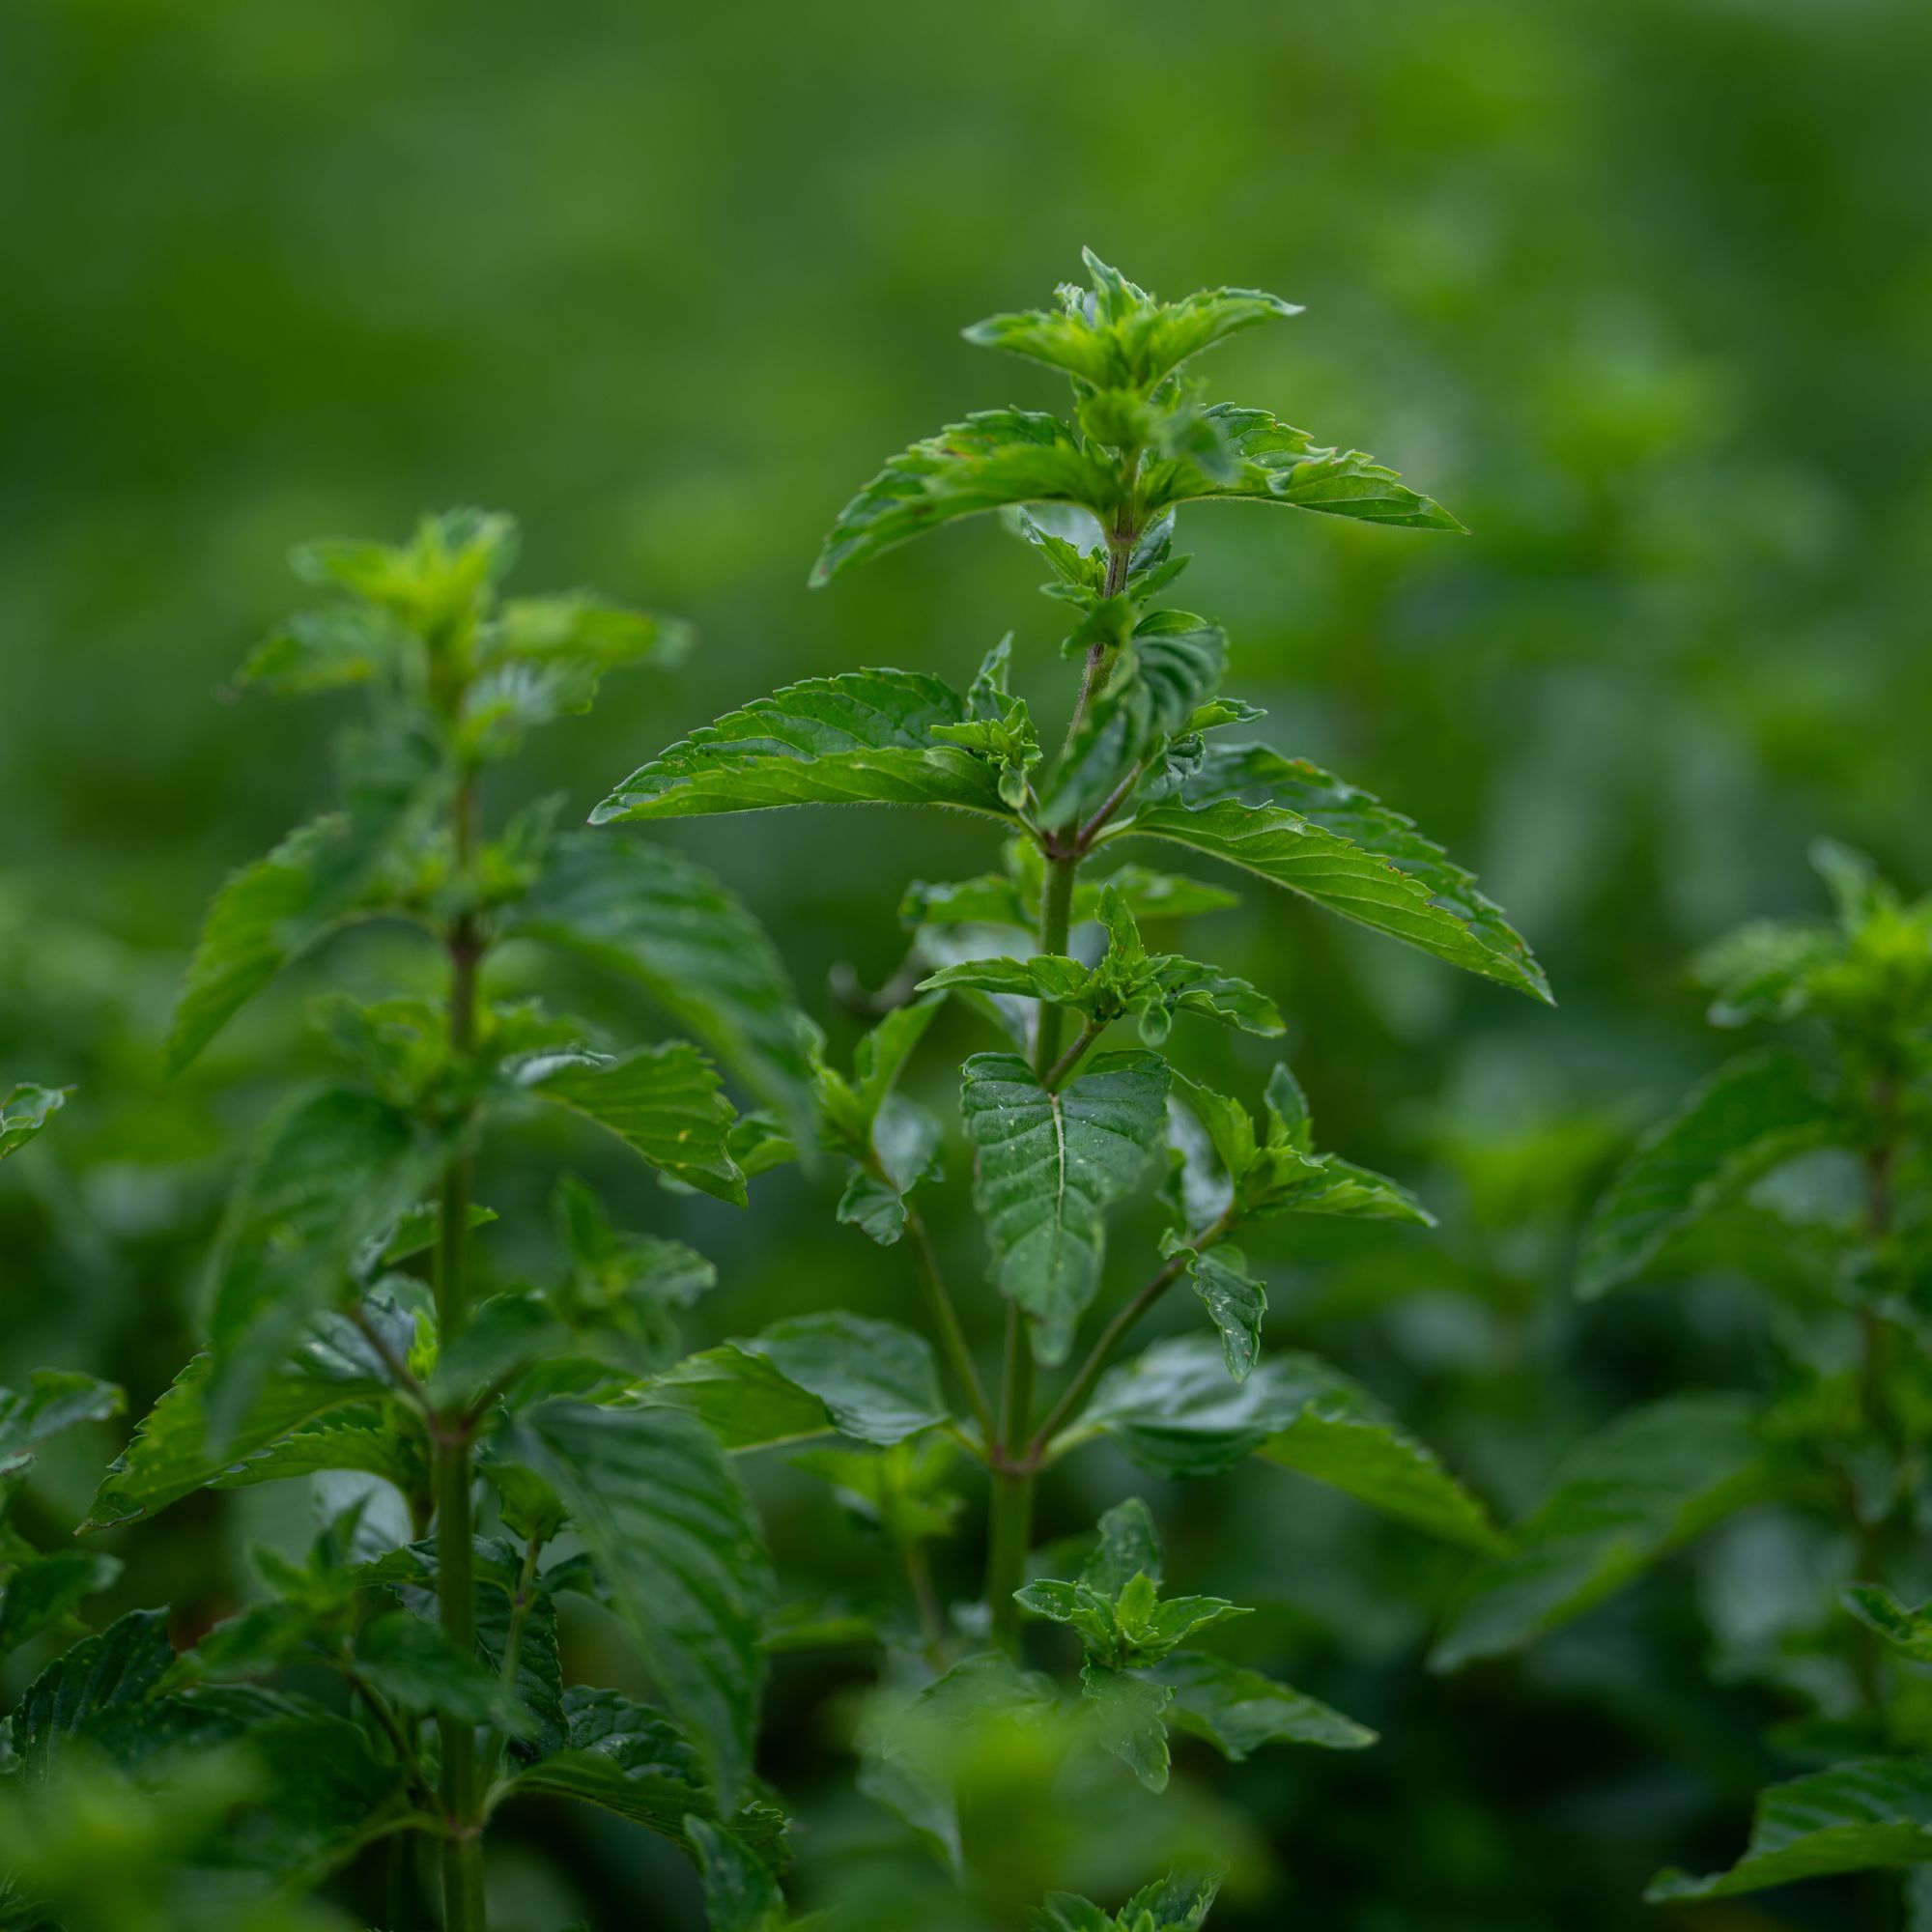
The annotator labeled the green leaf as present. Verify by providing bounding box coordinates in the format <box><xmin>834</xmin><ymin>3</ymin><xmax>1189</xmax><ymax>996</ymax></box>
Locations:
<box><xmin>165</xmin><ymin>723</ymin><xmax>447</xmax><ymax>1074</ymax></box>
<box><xmin>965</xmin><ymin>252</ymin><xmax>1301</xmax><ymax>393</ymax></box>
<box><xmin>959</xmin><ymin>1050</ymin><xmax>1171</xmax><ymax>1365</ymax></box>
<box><xmin>11</xmin><ymin>1607</ymin><xmax>175</xmax><ymax>1779</ymax></box>
<box><xmin>235</xmin><ymin>600</ymin><xmax>405</xmax><ymax>696</ymax></box>
<box><xmin>0</xmin><ymin>1083</ymin><xmax>66</xmax><ymax>1160</ymax></box>
<box><xmin>1179</xmin><ymin>1245</ymin><xmax>1266</xmax><ymax>1382</ymax></box>
<box><xmin>591</xmin><ymin>670</ymin><xmax>1014</xmax><ymax>825</ymax></box>
<box><xmin>520</xmin><ymin>1039</ymin><xmax>745</xmax><ymax>1206</ymax></box>
<box><xmin>353</xmin><ymin>1610</ymin><xmax>534</xmax><ymax>1735</ymax></box>
<box><xmin>1139</xmin><ymin>404</ymin><xmax>1463</xmax><ymax>530</ymax></box>
<box><xmin>648</xmin><ymin>1314</ymin><xmax>947</xmax><ymax>1450</ymax></box>
<box><xmin>204</xmin><ymin>1087</ymin><xmax>451</xmax><ymax>1444</ymax></box>
<box><xmin>511</xmin><ymin>1402</ymin><xmax>774</xmax><ymax>1805</ymax></box>
<box><xmin>83</xmin><ymin>1343</ymin><xmax>387</xmax><ymax>1531</ymax></box>
<box><xmin>0</xmin><ymin>1371</ymin><xmax>124</xmax><ymax>1476</ymax></box>
<box><xmin>1431</xmin><ymin>1393</ymin><xmax>1781</xmax><ymax>1670</ymax></box>
<box><xmin>1087</xmin><ymin>1336</ymin><xmax>1501</xmax><ymax>1550</ymax></box>
<box><xmin>1081</xmin><ymin>1661</ymin><xmax>1172</xmax><ymax>1792</ymax></box>
<box><xmin>1085</xmin><ymin>1496</ymin><xmax>1163</xmax><ymax>1597</ymax></box>
<box><xmin>1037</xmin><ymin>613</ymin><xmax>1229</xmax><ymax>831</ymax></box>
<box><xmin>811</xmin><ymin>412</ymin><xmax>1121</xmax><ymax>584</ymax></box>
<box><xmin>1647</xmin><ymin>1760</ymin><xmax>1932</xmax><ymax>1903</ymax></box>
<box><xmin>1155</xmin><ymin>1651</ymin><xmax>1375</xmax><ymax>1758</ymax></box>
<box><xmin>497</xmin><ymin>1685</ymin><xmax>788</xmax><ymax>1868</ymax></box>
<box><xmin>688</xmin><ymin>1814</ymin><xmax>791</xmax><ymax>1932</ymax></box>
<box><xmin>1843</xmin><ymin>1585</ymin><xmax>1932</xmax><ymax>1663</ymax></box>
<box><xmin>504</xmin><ymin>833</ymin><xmax>815</xmax><ymax>1141</ymax></box>
<box><xmin>1122</xmin><ymin>745</ymin><xmax>1547</xmax><ymax>1004</ymax></box>
<box><xmin>1577</xmin><ymin>1049</ymin><xmax>1840</xmax><ymax>1297</ymax></box>
<box><xmin>1118</xmin><ymin>1868</ymin><xmax>1224</xmax><ymax>1931</ymax></box>
<box><xmin>0</xmin><ymin>1549</ymin><xmax>123</xmax><ymax>1659</ymax></box>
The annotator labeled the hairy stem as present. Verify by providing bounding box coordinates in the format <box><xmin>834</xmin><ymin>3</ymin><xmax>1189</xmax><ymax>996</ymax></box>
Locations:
<box><xmin>1029</xmin><ymin>1208</ymin><xmax>1236</xmax><ymax>1463</ymax></box>
<box><xmin>435</xmin><ymin>774</ymin><xmax>489</xmax><ymax>1932</ymax></box>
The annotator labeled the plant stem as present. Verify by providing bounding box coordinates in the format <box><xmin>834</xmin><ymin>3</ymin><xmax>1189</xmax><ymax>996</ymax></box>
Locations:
<box><xmin>1028</xmin><ymin>1208</ymin><xmax>1236</xmax><ymax>1463</ymax></box>
<box><xmin>1041</xmin><ymin>1016</ymin><xmax>1105</xmax><ymax>1094</ymax></box>
<box><xmin>903</xmin><ymin>1539</ymin><xmax>947</xmax><ymax>1665</ymax></box>
<box><xmin>984</xmin><ymin>845</ymin><xmax>1082</xmax><ymax>1650</ymax></box>
<box><xmin>435</xmin><ymin>774</ymin><xmax>488</xmax><ymax>1932</ymax></box>
<box><xmin>905</xmin><ymin>1204</ymin><xmax>998</xmax><ymax>1447</ymax></box>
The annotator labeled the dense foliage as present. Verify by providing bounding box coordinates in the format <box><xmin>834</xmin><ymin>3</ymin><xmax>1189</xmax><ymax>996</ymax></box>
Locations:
<box><xmin>6</xmin><ymin>5</ymin><xmax>1931</xmax><ymax>1927</ymax></box>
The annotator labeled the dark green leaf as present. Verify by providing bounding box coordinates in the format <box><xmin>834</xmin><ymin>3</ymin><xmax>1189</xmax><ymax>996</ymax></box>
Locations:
<box><xmin>1086</xmin><ymin>1336</ymin><xmax>1501</xmax><ymax>1550</ymax></box>
<box><xmin>1121</xmin><ymin>745</ymin><xmax>1548</xmax><ymax>1003</ymax></box>
<box><xmin>0</xmin><ymin>1371</ymin><xmax>124</xmax><ymax>1477</ymax></box>
<box><xmin>521</xmin><ymin>1039</ymin><xmax>745</xmax><ymax>1206</ymax></box>
<box><xmin>811</xmin><ymin>412</ymin><xmax>1120</xmax><ymax>584</ymax></box>
<box><xmin>11</xmin><ymin>1608</ymin><xmax>175</xmax><ymax>1779</ymax></box>
<box><xmin>504</xmin><ymin>833</ymin><xmax>815</xmax><ymax>1141</ymax></box>
<box><xmin>1178</xmin><ymin>1244</ymin><xmax>1266</xmax><ymax>1382</ymax></box>
<box><xmin>1843</xmin><ymin>1585</ymin><xmax>1932</xmax><ymax>1663</ymax></box>
<box><xmin>648</xmin><ymin>1314</ymin><xmax>947</xmax><ymax>1449</ymax></box>
<box><xmin>1577</xmin><ymin>1049</ymin><xmax>1840</xmax><ymax>1297</ymax></box>
<box><xmin>959</xmin><ymin>1050</ymin><xmax>1171</xmax><ymax>1365</ymax></box>
<box><xmin>165</xmin><ymin>724</ymin><xmax>447</xmax><ymax>1073</ymax></box>
<box><xmin>497</xmin><ymin>1685</ymin><xmax>788</xmax><ymax>1868</ymax></box>
<box><xmin>1140</xmin><ymin>404</ymin><xmax>1463</xmax><ymax>529</ymax></box>
<box><xmin>512</xmin><ymin>1403</ymin><xmax>774</xmax><ymax>1804</ymax></box>
<box><xmin>204</xmin><ymin>1087</ymin><xmax>451</xmax><ymax>1444</ymax></box>
<box><xmin>353</xmin><ymin>1610</ymin><xmax>534</xmax><ymax>1734</ymax></box>
<box><xmin>591</xmin><ymin>670</ymin><xmax>1014</xmax><ymax>825</ymax></box>
<box><xmin>0</xmin><ymin>1549</ymin><xmax>123</xmax><ymax>1659</ymax></box>
<box><xmin>1155</xmin><ymin>1651</ymin><xmax>1375</xmax><ymax>1757</ymax></box>
<box><xmin>1431</xmin><ymin>1394</ymin><xmax>1780</xmax><ymax>1670</ymax></box>
<box><xmin>688</xmin><ymin>1814</ymin><xmax>791</xmax><ymax>1932</ymax></box>
<box><xmin>1647</xmin><ymin>1759</ymin><xmax>1932</xmax><ymax>1902</ymax></box>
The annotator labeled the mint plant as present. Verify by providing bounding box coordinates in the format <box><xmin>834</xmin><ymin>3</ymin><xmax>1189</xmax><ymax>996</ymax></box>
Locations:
<box><xmin>1435</xmin><ymin>840</ymin><xmax>1932</xmax><ymax>1918</ymax></box>
<box><xmin>595</xmin><ymin>253</ymin><xmax>1551</xmax><ymax>1896</ymax></box>
<box><xmin>3</xmin><ymin>513</ymin><xmax>819</xmax><ymax>1932</ymax></box>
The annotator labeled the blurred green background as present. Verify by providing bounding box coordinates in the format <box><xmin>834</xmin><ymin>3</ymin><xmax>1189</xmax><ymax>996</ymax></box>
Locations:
<box><xmin>4</xmin><ymin>0</ymin><xmax>1929</xmax><ymax>1925</ymax></box>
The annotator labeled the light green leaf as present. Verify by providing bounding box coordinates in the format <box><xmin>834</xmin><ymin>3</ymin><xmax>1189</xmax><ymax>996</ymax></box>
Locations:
<box><xmin>520</xmin><ymin>1039</ymin><xmax>745</xmax><ymax>1206</ymax></box>
<box><xmin>648</xmin><ymin>1314</ymin><xmax>947</xmax><ymax>1449</ymax></box>
<box><xmin>965</xmin><ymin>252</ymin><xmax>1300</xmax><ymax>393</ymax></box>
<box><xmin>1156</xmin><ymin>1651</ymin><xmax>1375</xmax><ymax>1757</ymax></box>
<box><xmin>1085</xmin><ymin>1496</ymin><xmax>1163</xmax><ymax>1597</ymax></box>
<box><xmin>0</xmin><ymin>1083</ymin><xmax>67</xmax><ymax>1160</ymax></box>
<box><xmin>1431</xmin><ymin>1393</ymin><xmax>1781</xmax><ymax>1670</ymax></box>
<box><xmin>959</xmin><ymin>1050</ymin><xmax>1171</xmax><ymax>1365</ymax></box>
<box><xmin>1140</xmin><ymin>404</ymin><xmax>1463</xmax><ymax>530</ymax></box>
<box><xmin>1577</xmin><ymin>1049</ymin><xmax>1840</xmax><ymax>1297</ymax></box>
<box><xmin>811</xmin><ymin>412</ymin><xmax>1121</xmax><ymax>584</ymax></box>
<box><xmin>165</xmin><ymin>724</ymin><xmax>447</xmax><ymax>1074</ymax></box>
<box><xmin>504</xmin><ymin>833</ymin><xmax>815</xmax><ymax>1141</ymax></box>
<box><xmin>1122</xmin><ymin>745</ymin><xmax>1547</xmax><ymax>1003</ymax></box>
<box><xmin>511</xmin><ymin>1402</ymin><xmax>774</xmax><ymax>1805</ymax></box>
<box><xmin>1180</xmin><ymin>1245</ymin><xmax>1266</xmax><ymax>1382</ymax></box>
<box><xmin>1647</xmin><ymin>1760</ymin><xmax>1932</xmax><ymax>1903</ymax></box>
<box><xmin>235</xmin><ymin>601</ymin><xmax>405</xmax><ymax>696</ymax></box>
<box><xmin>1081</xmin><ymin>1661</ymin><xmax>1171</xmax><ymax>1792</ymax></box>
<box><xmin>1086</xmin><ymin>1336</ymin><xmax>1501</xmax><ymax>1550</ymax></box>
<box><xmin>591</xmin><ymin>670</ymin><xmax>1014</xmax><ymax>825</ymax></box>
